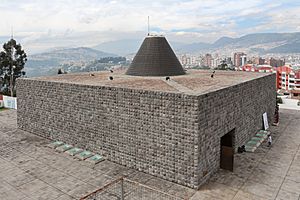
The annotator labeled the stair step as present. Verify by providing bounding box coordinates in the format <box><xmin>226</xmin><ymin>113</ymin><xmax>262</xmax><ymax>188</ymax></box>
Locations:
<box><xmin>245</xmin><ymin>145</ymin><xmax>257</xmax><ymax>152</ymax></box>
<box><xmin>246</xmin><ymin>140</ymin><xmax>260</xmax><ymax>147</ymax></box>
<box><xmin>252</xmin><ymin>136</ymin><xmax>265</xmax><ymax>142</ymax></box>
<box><xmin>48</xmin><ymin>141</ymin><xmax>64</xmax><ymax>149</ymax></box>
<box><xmin>244</xmin><ymin>130</ymin><xmax>271</xmax><ymax>153</ymax></box>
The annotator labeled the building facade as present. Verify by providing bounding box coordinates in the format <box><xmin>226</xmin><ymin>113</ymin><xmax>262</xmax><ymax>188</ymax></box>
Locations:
<box><xmin>16</xmin><ymin>36</ymin><xmax>276</xmax><ymax>189</ymax></box>
<box><xmin>204</xmin><ymin>54</ymin><xmax>213</xmax><ymax>68</ymax></box>
<box><xmin>276</xmin><ymin>66</ymin><xmax>294</xmax><ymax>91</ymax></box>
<box><xmin>17</xmin><ymin>71</ymin><xmax>276</xmax><ymax>189</ymax></box>
<box><xmin>234</xmin><ymin>52</ymin><xmax>247</xmax><ymax>67</ymax></box>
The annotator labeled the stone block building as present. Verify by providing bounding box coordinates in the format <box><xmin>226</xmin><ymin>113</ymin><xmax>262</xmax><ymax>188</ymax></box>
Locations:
<box><xmin>17</xmin><ymin>36</ymin><xmax>276</xmax><ymax>188</ymax></box>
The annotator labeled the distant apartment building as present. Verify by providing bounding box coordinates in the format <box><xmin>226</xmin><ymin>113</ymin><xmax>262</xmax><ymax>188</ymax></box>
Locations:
<box><xmin>179</xmin><ymin>54</ymin><xmax>190</xmax><ymax>66</ymax></box>
<box><xmin>179</xmin><ymin>54</ymin><xmax>202</xmax><ymax>68</ymax></box>
<box><xmin>204</xmin><ymin>53</ymin><xmax>213</xmax><ymax>68</ymax></box>
<box><xmin>251</xmin><ymin>57</ymin><xmax>265</xmax><ymax>65</ymax></box>
<box><xmin>234</xmin><ymin>52</ymin><xmax>247</xmax><ymax>67</ymax></box>
<box><xmin>276</xmin><ymin>66</ymin><xmax>300</xmax><ymax>99</ymax></box>
<box><xmin>268</xmin><ymin>57</ymin><xmax>285</xmax><ymax>67</ymax></box>
<box><xmin>277</xmin><ymin>66</ymin><xmax>293</xmax><ymax>91</ymax></box>
<box><xmin>239</xmin><ymin>64</ymin><xmax>300</xmax><ymax>99</ymax></box>
<box><xmin>291</xmin><ymin>70</ymin><xmax>300</xmax><ymax>99</ymax></box>
<box><xmin>212</xmin><ymin>57</ymin><xmax>223</xmax><ymax>68</ymax></box>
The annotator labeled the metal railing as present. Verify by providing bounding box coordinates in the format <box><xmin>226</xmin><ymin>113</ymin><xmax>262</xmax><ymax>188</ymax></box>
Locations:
<box><xmin>80</xmin><ymin>177</ymin><xmax>186</xmax><ymax>200</ymax></box>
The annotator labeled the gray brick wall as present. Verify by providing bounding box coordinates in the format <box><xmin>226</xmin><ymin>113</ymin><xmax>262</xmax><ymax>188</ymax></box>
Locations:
<box><xmin>16</xmin><ymin>73</ymin><xmax>276</xmax><ymax>188</ymax></box>
<box><xmin>196</xmin><ymin>74</ymin><xmax>276</xmax><ymax>185</ymax></box>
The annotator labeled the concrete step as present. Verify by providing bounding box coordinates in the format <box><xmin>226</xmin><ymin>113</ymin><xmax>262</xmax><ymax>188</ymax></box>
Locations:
<box><xmin>245</xmin><ymin>145</ymin><xmax>257</xmax><ymax>152</ymax></box>
<box><xmin>246</xmin><ymin>140</ymin><xmax>260</xmax><ymax>147</ymax></box>
<box><xmin>252</xmin><ymin>136</ymin><xmax>265</xmax><ymax>143</ymax></box>
<box><xmin>48</xmin><ymin>141</ymin><xmax>64</xmax><ymax>149</ymax></box>
<box><xmin>255</xmin><ymin>133</ymin><xmax>268</xmax><ymax>140</ymax></box>
<box><xmin>245</xmin><ymin>130</ymin><xmax>270</xmax><ymax>152</ymax></box>
<box><xmin>56</xmin><ymin>144</ymin><xmax>73</xmax><ymax>152</ymax></box>
<box><xmin>65</xmin><ymin>147</ymin><xmax>83</xmax><ymax>156</ymax></box>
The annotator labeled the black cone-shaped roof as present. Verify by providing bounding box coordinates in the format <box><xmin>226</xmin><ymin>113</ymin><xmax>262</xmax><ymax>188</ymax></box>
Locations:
<box><xmin>126</xmin><ymin>36</ymin><xmax>185</xmax><ymax>76</ymax></box>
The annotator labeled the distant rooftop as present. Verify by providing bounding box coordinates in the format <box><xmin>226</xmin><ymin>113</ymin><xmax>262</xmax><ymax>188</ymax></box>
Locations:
<box><xmin>27</xmin><ymin>70</ymin><xmax>273</xmax><ymax>96</ymax></box>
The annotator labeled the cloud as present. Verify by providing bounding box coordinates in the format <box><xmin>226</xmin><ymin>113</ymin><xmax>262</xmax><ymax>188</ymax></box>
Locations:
<box><xmin>0</xmin><ymin>0</ymin><xmax>300</xmax><ymax>53</ymax></box>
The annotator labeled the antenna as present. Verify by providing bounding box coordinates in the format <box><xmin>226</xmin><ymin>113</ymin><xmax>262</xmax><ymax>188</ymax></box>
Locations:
<box><xmin>11</xmin><ymin>26</ymin><xmax>14</xmax><ymax>39</ymax></box>
<box><xmin>147</xmin><ymin>16</ymin><xmax>150</xmax><ymax>36</ymax></box>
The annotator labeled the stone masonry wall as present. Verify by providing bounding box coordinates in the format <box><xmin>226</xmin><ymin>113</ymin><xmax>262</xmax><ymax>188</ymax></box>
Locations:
<box><xmin>16</xmin><ymin>79</ymin><xmax>200</xmax><ymax>188</ymax></box>
<box><xmin>16</xmin><ymin>73</ymin><xmax>276</xmax><ymax>188</ymax></box>
<box><xmin>196</xmin><ymin>73</ymin><xmax>276</xmax><ymax>186</ymax></box>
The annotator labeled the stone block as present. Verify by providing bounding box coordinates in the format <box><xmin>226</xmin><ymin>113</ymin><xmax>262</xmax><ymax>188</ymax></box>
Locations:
<box><xmin>86</xmin><ymin>154</ymin><xmax>105</xmax><ymax>164</ymax></box>
<box><xmin>65</xmin><ymin>148</ymin><xmax>83</xmax><ymax>156</ymax></box>
<box><xmin>75</xmin><ymin>151</ymin><xmax>94</xmax><ymax>160</ymax></box>
<box><xmin>56</xmin><ymin>144</ymin><xmax>73</xmax><ymax>152</ymax></box>
<box><xmin>47</xmin><ymin>141</ymin><xmax>64</xmax><ymax>149</ymax></box>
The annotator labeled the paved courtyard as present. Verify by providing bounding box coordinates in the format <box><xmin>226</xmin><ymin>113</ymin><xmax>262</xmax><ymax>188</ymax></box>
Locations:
<box><xmin>0</xmin><ymin>108</ymin><xmax>299</xmax><ymax>199</ymax></box>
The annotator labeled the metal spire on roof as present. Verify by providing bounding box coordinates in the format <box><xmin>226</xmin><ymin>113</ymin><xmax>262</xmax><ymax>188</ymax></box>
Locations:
<box><xmin>11</xmin><ymin>26</ymin><xmax>14</xmax><ymax>39</ymax></box>
<box><xmin>147</xmin><ymin>16</ymin><xmax>150</xmax><ymax>36</ymax></box>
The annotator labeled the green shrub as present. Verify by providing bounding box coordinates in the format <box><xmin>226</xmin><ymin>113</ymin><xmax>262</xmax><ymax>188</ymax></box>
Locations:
<box><xmin>276</xmin><ymin>97</ymin><xmax>283</xmax><ymax>104</ymax></box>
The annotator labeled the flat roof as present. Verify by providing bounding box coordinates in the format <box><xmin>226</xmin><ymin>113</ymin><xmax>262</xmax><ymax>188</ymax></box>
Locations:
<box><xmin>26</xmin><ymin>70</ymin><xmax>274</xmax><ymax>95</ymax></box>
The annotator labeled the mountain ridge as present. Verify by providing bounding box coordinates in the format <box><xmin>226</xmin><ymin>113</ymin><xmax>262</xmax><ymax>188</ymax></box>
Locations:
<box><xmin>92</xmin><ymin>32</ymin><xmax>300</xmax><ymax>55</ymax></box>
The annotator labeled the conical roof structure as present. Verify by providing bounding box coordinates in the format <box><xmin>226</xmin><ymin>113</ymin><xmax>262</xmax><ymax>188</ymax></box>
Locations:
<box><xmin>126</xmin><ymin>36</ymin><xmax>185</xmax><ymax>76</ymax></box>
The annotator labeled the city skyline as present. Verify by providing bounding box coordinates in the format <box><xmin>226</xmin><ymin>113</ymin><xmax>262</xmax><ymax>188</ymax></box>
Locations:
<box><xmin>1</xmin><ymin>0</ymin><xmax>300</xmax><ymax>53</ymax></box>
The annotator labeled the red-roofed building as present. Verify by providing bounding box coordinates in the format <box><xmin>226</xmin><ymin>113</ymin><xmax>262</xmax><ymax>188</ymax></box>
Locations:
<box><xmin>240</xmin><ymin>64</ymin><xmax>300</xmax><ymax>99</ymax></box>
<box><xmin>242</xmin><ymin>64</ymin><xmax>256</xmax><ymax>72</ymax></box>
<box><xmin>241</xmin><ymin>64</ymin><xmax>275</xmax><ymax>73</ymax></box>
<box><xmin>256</xmin><ymin>66</ymin><xmax>276</xmax><ymax>73</ymax></box>
<box><xmin>276</xmin><ymin>66</ymin><xmax>294</xmax><ymax>91</ymax></box>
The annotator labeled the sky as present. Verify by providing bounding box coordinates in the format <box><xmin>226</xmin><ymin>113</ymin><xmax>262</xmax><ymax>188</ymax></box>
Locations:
<box><xmin>0</xmin><ymin>0</ymin><xmax>300</xmax><ymax>54</ymax></box>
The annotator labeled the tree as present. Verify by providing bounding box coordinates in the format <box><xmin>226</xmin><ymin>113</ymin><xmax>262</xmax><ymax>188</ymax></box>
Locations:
<box><xmin>216</xmin><ymin>60</ymin><xmax>228</xmax><ymax>70</ymax></box>
<box><xmin>0</xmin><ymin>38</ymin><xmax>27</xmax><ymax>96</ymax></box>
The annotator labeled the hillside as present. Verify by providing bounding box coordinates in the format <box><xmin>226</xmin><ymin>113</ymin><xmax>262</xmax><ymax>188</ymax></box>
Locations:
<box><xmin>93</xmin><ymin>39</ymin><xmax>186</xmax><ymax>56</ymax></box>
<box><xmin>212</xmin><ymin>32</ymin><xmax>300</xmax><ymax>54</ymax></box>
<box><xmin>25</xmin><ymin>47</ymin><xmax>118</xmax><ymax>77</ymax></box>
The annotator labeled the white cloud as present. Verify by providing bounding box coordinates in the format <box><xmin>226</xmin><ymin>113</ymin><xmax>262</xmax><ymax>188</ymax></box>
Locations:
<box><xmin>0</xmin><ymin>0</ymin><xmax>299</xmax><ymax>53</ymax></box>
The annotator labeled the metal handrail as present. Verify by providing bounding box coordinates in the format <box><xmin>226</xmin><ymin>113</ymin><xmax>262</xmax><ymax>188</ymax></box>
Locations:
<box><xmin>80</xmin><ymin>176</ymin><xmax>188</xmax><ymax>200</ymax></box>
<box><xmin>80</xmin><ymin>176</ymin><xmax>125</xmax><ymax>200</ymax></box>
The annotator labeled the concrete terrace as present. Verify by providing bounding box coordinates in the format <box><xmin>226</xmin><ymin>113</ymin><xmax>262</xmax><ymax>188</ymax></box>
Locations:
<box><xmin>0</xmin><ymin>108</ymin><xmax>299</xmax><ymax>200</ymax></box>
<box><xmin>26</xmin><ymin>70</ymin><xmax>272</xmax><ymax>95</ymax></box>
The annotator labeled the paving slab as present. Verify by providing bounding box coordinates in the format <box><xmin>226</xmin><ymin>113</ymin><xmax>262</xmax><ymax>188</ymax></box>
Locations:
<box><xmin>275</xmin><ymin>188</ymin><xmax>300</xmax><ymax>200</ymax></box>
<box><xmin>240</xmin><ymin>179</ymin><xmax>277</xmax><ymax>199</ymax></box>
<box><xmin>280</xmin><ymin>179</ymin><xmax>300</xmax><ymax>195</ymax></box>
<box><xmin>196</xmin><ymin>182</ymin><xmax>238</xmax><ymax>199</ymax></box>
<box><xmin>232</xmin><ymin>190</ymin><xmax>265</xmax><ymax>200</ymax></box>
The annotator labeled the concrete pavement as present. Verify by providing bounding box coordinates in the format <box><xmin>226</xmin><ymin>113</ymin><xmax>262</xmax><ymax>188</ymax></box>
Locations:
<box><xmin>0</xmin><ymin>109</ymin><xmax>299</xmax><ymax>199</ymax></box>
